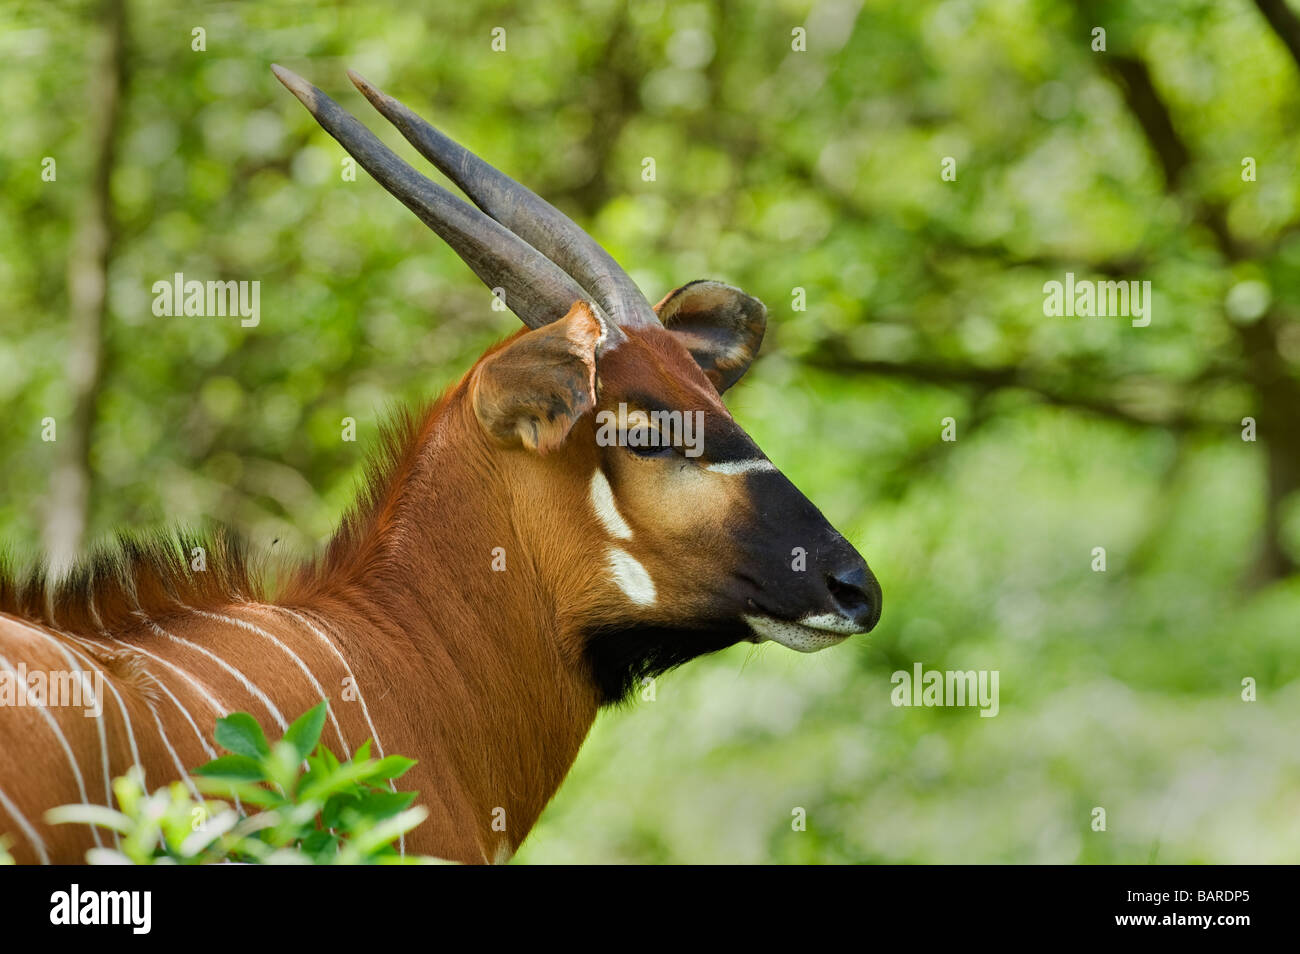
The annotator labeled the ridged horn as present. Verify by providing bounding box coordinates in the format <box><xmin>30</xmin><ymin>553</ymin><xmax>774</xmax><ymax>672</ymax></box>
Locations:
<box><xmin>272</xmin><ymin>64</ymin><xmax>611</xmax><ymax>333</ymax></box>
<box><xmin>346</xmin><ymin>70</ymin><xmax>659</xmax><ymax>330</ymax></box>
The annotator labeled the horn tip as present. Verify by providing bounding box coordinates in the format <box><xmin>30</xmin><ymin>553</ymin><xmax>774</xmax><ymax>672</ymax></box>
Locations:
<box><xmin>346</xmin><ymin>69</ymin><xmax>386</xmax><ymax>107</ymax></box>
<box><xmin>271</xmin><ymin>64</ymin><xmax>318</xmax><ymax>109</ymax></box>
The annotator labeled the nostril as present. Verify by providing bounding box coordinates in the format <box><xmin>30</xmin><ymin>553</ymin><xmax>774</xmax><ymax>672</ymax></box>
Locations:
<box><xmin>826</xmin><ymin>572</ymin><xmax>869</xmax><ymax>614</ymax></box>
<box><xmin>825</xmin><ymin>565</ymin><xmax>881</xmax><ymax>631</ymax></box>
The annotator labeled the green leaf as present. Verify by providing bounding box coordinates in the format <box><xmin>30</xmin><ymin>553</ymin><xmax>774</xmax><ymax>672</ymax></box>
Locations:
<box><xmin>322</xmin><ymin>791</ymin><xmax>358</xmax><ymax>830</ymax></box>
<box><xmin>297</xmin><ymin>759</ymin><xmax>389</xmax><ymax>803</ymax></box>
<box><xmin>111</xmin><ymin>766</ymin><xmax>146</xmax><ymax>816</ymax></box>
<box><xmin>193</xmin><ymin>779</ymin><xmax>282</xmax><ymax>808</ymax></box>
<box><xmin>266</xmin><ymin>740</ymin><xmax>302</xmax><ymax>794</ymax></box>
<box><xmin>283</xmin><ymin>701</ymin><xmax>328</xmax><ymax>762</ymax></box>
<box><xmin>85</xmin><ymin>848</ymin><xmax>136</xmax><ymax>865</ymax></box>
<box><xmin>351</xmin><ymin>806</ymin><xmax>428</xmax><ymax>855</ymax></box>
<box><xmin>356</xmin><ymin>789</ymin><xmax>416</xmax><ymax>819</ymax></box>
<box><xmin>214</xmin><ymin>712</ymin><xmax>270</xmax><ymax>760</ymax></box>
<box><xmin>192</xmin><ymin>754</ymin><xmax>266</xmax><ymax>782</ymax></box>
<box><xmin>300</xmin><ymin>829</ymin><xmax>335</xmax><ymax>854</ymax></box>
<box><xmin>264</xmin><ymin>849</ymin><xmax>314</xmax><ymax>865</ymax></box>
<box><xmin>44</xmin><ymin>804</ymin><xmax>134</xmax><ymax>834</ymax></box>
<box><xmin>178</xmin><ymin>809</ymin><xmax>241</xmax><ymax>857</ymax></box>
<box><xmin>369</xmin><ymin>755</ymin><xmax>417</xmax><ymax>781</ymax></box>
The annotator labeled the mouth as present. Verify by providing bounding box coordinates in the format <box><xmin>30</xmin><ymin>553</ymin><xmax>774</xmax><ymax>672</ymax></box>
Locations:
<box><xmin>742</xmin><ymin>613</ymin><xmax>865</xmax><ymax>653</ymax></box>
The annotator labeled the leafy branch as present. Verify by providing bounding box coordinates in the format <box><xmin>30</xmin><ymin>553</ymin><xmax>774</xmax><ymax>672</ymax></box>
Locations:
<box><xmin>43</xmin><ymin>700</ymin><xmax>447</xmax><ymax>865</ymax></box>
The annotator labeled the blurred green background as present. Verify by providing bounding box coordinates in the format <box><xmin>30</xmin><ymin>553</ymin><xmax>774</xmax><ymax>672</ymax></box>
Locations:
<box><xmin>2</xmin><ymin>0</ymin><xmax>1299</xmax><ymax>863</ymax></box>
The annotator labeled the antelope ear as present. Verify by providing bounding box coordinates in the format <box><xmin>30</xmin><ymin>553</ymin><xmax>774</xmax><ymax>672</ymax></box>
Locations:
<box><xmin>472</xmin><ymin>300</ymin><xmax>605</xmax><ymax>453</ymax></box>
<box><xmin>654</xmin><ymin>280</ymin><xmax>766</xmax><ymax>392</ymax></box>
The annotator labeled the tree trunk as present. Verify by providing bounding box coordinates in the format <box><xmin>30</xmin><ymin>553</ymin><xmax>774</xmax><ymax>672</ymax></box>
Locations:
<box><xmin>1241</xmin><ymin>314</ymin><xmax>1300</xmax><ymax>585</ymax></box>
<box><xmin>44</xmin><ymin>0</ymin><xmax>128</xmax><ymax>574</ymax></box>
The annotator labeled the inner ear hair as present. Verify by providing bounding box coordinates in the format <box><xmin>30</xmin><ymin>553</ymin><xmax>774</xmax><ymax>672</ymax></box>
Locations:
<box><xmin>471</xmin><ymin>301</ymin><xmax>604</xmax><ymax>453</ymax></box>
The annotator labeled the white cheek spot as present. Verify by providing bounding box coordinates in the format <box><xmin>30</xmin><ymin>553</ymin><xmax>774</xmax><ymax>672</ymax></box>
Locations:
<box><xmin>607</xmin><ymin>547</ymin><xmax>657</xmax><ymax>605</ymax></box>
<box><xmin>706</xmin><ymin>459</ymin><xmax>777</xmax><ymax>476</ymax></box>
<box><xmin>589</xmin><ymin>470</ymin><xmax>633</xmax><ymax>540</ymax></box>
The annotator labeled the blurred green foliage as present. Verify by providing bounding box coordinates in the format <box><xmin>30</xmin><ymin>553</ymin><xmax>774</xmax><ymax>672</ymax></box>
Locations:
<box><xmin>2</xmin><ymin>0</ymin><xmax>1299</xmax><ymax>862</ymax></box>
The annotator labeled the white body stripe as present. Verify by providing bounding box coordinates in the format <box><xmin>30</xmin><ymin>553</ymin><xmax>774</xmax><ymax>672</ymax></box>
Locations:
<box><xmin>74</xmin><ymin>624</ymin><xmax>237</xmax><ymax>811</ymax></box>
<box><xmin>271</xmin><ymin>607</ymin><xmax>384</xmax><ymax>757</ymax></box>
<box><xmin>141</xmin><ymin>700</ymin><xmax>203</xmax><ymax>800</ymax></box>
<box><xmin>8</xmin><ymin>621</ymin><xmax>118</xmax><ymax>841</ymax></box>
<box><xmin>49</xmin><ymin>627</ymin><xmax>145</xmax><ymax>785</ymax></box>
<box><xmin>112</xmin><ymin>629</ymin><xmax>235</xmax><ymax>810</ymax></box>
<box><xmin>268</xmin><ymin>606</ymin><xmax>402</xmax><ymax>856</ymax></box>
<box><xmin>144</xmin><ymin>621</ymin><xmax>288</xmax><ymax>732</ymax></box>
<box><xmin>0</xmin><ymin>783</ymin><xmax>49</xmax><ymax>864</ymax></box>
<box><xmin>188</xmin><ymin>606</ymin><xmax>350</xmax><ymax>757</ymax></box>
<box><xmin>2</xmin><ymin>604</ymin><xmax>412</xmax><ymax>858</ymax></box>
<box><xmin>0</xmin><ymin>649</ymin><xmax>102</xmax><ymax>848</ymax></box>
<box><xmin>43</xmin><ymin>638</ymin><xmax>129</xmax><ymax>848</ymax></box>
<box><xmin>114</xmin><ymin>625</ymin><xmax>228</xmax><ymax>729</ymax></box>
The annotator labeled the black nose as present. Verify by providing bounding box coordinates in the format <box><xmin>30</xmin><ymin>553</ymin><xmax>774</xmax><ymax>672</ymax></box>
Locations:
<box><xmin>825</xmin><ymin>563</ymin><xmax>882</xmax><ymax>632</ymax></box>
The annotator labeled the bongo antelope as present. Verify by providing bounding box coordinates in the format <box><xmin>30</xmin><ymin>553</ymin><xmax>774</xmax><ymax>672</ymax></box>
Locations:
<box><xmin>0</xmin><ymin>67</ymin><xmax>881</xmax><ymax>864</ymax></box>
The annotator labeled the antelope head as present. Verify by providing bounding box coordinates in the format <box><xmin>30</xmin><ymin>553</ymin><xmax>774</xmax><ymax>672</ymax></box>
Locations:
<box><xmin>274</xmin><ymin>66</ymin><xmax>882</xmax><ymax>704</ymax></box>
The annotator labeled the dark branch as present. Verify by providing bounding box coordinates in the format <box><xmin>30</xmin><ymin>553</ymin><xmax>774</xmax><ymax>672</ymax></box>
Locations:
<box><xmin>1101</xmin><ymin>54</ymin><xmax>1243</xmax><ymax>260</ymax></box>
<box><xmin>1252</xmin><ymin>0</ymin><xmax>1300</xmax><ymax>73</ymax></box>
<box><xmin>801</xmin><ymin>350</ymin><xmax>1226</xmax><ymax>433</ymax></box>
<box><xmin>1109</xmin><ymin>55</ymin><xmax>1191</xmax><ymax>190</ymax></box>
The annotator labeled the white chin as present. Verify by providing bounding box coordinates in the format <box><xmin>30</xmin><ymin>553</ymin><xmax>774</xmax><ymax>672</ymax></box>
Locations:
<box><xmin>743</xmin><ymin>613</ymin><xmax>859</xmax><ymax>653</ymax></box>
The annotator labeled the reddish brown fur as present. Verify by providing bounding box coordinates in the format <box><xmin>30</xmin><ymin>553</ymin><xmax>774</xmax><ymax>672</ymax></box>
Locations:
<box><xmin>0</xmin><ymin>303</ymin><xmax>757</xmax><ymax>864</ymax></box>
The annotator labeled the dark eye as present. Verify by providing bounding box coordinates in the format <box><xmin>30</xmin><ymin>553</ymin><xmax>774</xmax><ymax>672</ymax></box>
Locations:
<box><xmin>622</xmin><ymin>428</ymin><xmax>675</xmax><ymax>458</ymax></box>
